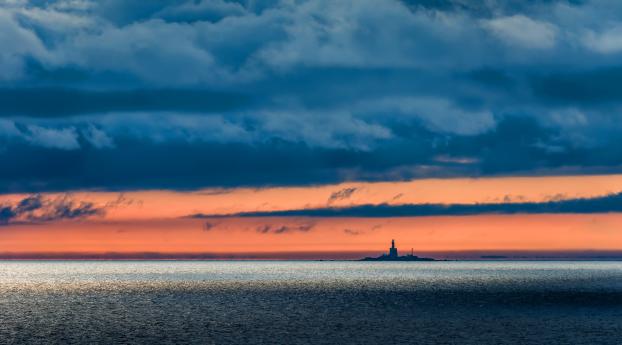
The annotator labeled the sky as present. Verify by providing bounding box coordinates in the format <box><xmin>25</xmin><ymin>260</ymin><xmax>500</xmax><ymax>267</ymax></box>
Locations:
<box><xmin>2</xmin><ymin>0</ymin><xmax>622</xmax><ymax>259</ymax></box>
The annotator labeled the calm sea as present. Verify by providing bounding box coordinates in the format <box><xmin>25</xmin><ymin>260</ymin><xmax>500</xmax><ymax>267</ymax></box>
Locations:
<box><xmin>0</xmin><ymin>261</ymin><xmax>621</xmax><ymax>344</ymax></box>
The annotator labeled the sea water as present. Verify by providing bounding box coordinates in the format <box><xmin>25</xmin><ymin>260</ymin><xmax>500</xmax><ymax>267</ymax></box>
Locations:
<box><xmin>0</xmin><ymin>261</ymin><xmax>621</xmax><ymax>344</ymax></box>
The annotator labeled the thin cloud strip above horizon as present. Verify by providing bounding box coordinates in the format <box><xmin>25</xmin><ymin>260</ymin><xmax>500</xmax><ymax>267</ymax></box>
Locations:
<box><xmin>198</xmin><ymin>192</ymin><xmax>622</xmax><ymax>218</ymax></box>
<box><xmin>3</xmin><ymin>174</ymin><xmax>622</xmax><ymax>225</ymax></box>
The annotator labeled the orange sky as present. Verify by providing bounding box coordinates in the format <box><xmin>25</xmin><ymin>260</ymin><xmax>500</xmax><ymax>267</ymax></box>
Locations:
<box><xmin>5</xmin><ymin>173</ymin><xmax>622</xmax><ymax>220</ymax></box>
<box><xmin>1</xmin><ymin>214</ymin><xmax>621</xmax><ymax>256</ymax></box>
<box><xmin>2</xmin><ymin>174</ymin><xmax>622</xmax><ymax>257</ymax></box>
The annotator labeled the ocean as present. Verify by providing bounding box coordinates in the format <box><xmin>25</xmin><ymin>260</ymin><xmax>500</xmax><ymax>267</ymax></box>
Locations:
<box><xmin>0</xmin><ymin>261</ymin><xmax>621</xmax><ymax>344</ymax></box>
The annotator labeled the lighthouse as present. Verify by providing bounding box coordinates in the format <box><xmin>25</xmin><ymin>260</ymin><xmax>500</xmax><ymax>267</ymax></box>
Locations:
<box><xmin>389</xmin><ymin>239</ymin><xmax>398</xmax><ymax>258</ymax></box>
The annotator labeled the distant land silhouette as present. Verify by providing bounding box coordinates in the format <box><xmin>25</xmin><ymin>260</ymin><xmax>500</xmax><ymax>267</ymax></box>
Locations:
<box><xmin>361</xmin><ymin>240</ymin><xmax>435</xmax><ymax>261</ymax></box>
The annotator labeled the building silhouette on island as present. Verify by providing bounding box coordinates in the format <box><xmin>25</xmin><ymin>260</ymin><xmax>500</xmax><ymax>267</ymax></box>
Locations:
<box><xmin>389</xmin><ymin>239</ymin><xmax>398</xmax><ymax>258</ymax></box>
<box><xmin>361</xmin><ymin>239</ymin><xmax>435</xmax><ymax>261</ymax></box>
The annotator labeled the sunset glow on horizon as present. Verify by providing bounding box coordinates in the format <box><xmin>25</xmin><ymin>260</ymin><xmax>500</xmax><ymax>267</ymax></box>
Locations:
<box><xmin>2</xmin><ymin>174</ymin><xmax>622</xmax><ymax>258</ymax></box>
<box><xmin>5</xmin><ymin>2</ymin><xmax>622</xmax><ymax>344</ymax></box>
<box><xmin>2</xmin><ymin>214</ymin><xmax>622</xmax><ymax>256</ymax></box>
<box><xmin>3</xmin><ymin>0</ymin><xmax>622</xmax><ymax>260</ymax></box>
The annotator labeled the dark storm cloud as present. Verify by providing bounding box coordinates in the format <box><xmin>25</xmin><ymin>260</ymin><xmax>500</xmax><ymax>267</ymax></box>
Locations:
<box><xmin>213</xmin><ymin>192</ymin><xmax>622</xmax><ymax>218</ymax></box>
<box><xmin>2</xmin><ymin>0</ymin><xmax>622</xmax><ymax>192</ymax></box>
<box><xmin>3</xmin><ymin>116</ymin><xmax>622</xmax><ymax>192</ymax></box>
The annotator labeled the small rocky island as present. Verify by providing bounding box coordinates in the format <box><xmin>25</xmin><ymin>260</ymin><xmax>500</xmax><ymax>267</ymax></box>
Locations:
<box><xmin>361</xmin><ymin>240</ymin><xmax>435</xmax><ymax>261</ymax></box>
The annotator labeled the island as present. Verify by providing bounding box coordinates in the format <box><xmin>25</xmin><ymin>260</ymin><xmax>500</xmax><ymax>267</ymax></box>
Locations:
<box><xmin>360</xmin><ymin>240</ymin><xmax>435</xmax><ymax>261</ymax></box>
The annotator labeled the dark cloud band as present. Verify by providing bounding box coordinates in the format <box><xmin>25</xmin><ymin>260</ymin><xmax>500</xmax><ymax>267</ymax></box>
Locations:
<box><xmin>193</xmin><ymin>192</ymin><xmax>622</xmax><ymax>218</ymax></box>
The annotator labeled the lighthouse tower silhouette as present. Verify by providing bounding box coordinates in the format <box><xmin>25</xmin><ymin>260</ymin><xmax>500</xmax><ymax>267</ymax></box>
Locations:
<box><xmin>389</xmin><ymin>239</ymin><xmax>399</xmax><ymax>258</ymax></box>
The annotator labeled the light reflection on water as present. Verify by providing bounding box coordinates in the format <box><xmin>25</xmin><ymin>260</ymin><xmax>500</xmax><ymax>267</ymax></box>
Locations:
<box><xmin>0</xmin><ymin>261</ymin><xmax>621</xmax><ymax>344</ymax></box>
<box><xmin>2</xmin><ymin>260</ymin><xmax>621</xmax><ymax>283</ymax></box>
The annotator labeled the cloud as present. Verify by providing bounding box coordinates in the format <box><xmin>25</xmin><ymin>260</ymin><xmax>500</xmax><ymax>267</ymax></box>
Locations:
<box><xmin>103</xmin><ymin>193</ymin><xmax>142</xmax><ymax>208</ymax></box>
<box><xmin>390</xmin><ymin>193</ymin><xmax>404</xmax><ymax>202</ymax></box>
<box><xmin>0</xmin><ymin>119</ymin><xmax>21</xmax><ymax>138</ymax></box>
<box><xmin>0</xmin><ymin>10</ymin><xmax>48</xmax><ymax>80</ymax></box>
<box><xmin>154</xmin><ymin>0</ymin><xmax>247</xmax><ymax>23</ymax></box>
<box><xmin>356</xmin><ymin>97</ymin><xmax>496</xmax><ymax>135</ymax></box>
<box><xmin>203</xmin><ymin>221</ymin><xmax>219</xmax><ymax>231</ymax></box>
<box><xmin>482</xmin><ymin>15</ymin><xmax>558</xmax><ymax>50</ymax></box>
<box><xmin>342</xmin><ymin>224</ymin><xmax>383</xmax><ymax>235</ymax></box>
<box><xmin>0</xmin><ymin>0</ymin><xmax>581</xmax><ymax>86</ymax></box>
<box><xmin>2</xmin><ymin>115</ymin><xmax>622</xmax><ymax>192</ymax></box>
<box><xmin>81</xmin><ymin>125</ymin><xmax>114</xmax><ymax>149</ymax></box>
<box><xmin>255</xmin><ymin>221</ymin><xmax>316</xmax><ymax>234</ymax></box>
<box><xmin>343</xmin><ymin>228</ymin><xmax>362</xmax><ymax>235</ymax></box>
<box><xmin>216</xmin><ymin>192</ymin><xmax>622</xmax><ymax>218</ymax></box>
<box><xmin>581</xmin><ymin>25</ymin><xmax>622</xmax><ymax>54</ymax></box>
<box><xmin>3</xmin><ymin>0</ymin><xmax>622</xmax><ymax>191</ymax></box>
<box><xmin>25</xmin><ymin>125</ymin><xmax>80</xmax><ymax>150</ymax></box>
<box><xmin>327</xmin><ymin>187</ymin><xmax>358</xmax><ymax>204</ymax></box>
<box><xmin>0</xmin><ymin>88</ymin><xmax>251</xmax><ymax>117</ymax></box>
<box><xmin>0</xmin><ymin>193</ymin><xmax>139</xmax><ymax>225</ymax></box>
<box><xmin>0</xmin><ymin>194</ymin><xmax>105</xmax><ymax>225</ymax></box>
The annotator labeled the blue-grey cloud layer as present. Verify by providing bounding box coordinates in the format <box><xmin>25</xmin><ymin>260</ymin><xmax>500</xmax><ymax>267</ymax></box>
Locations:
<box><xmin>2</xmin><ymin>0</ymin><xmax>622</xmax><ymax>191</ymax></box>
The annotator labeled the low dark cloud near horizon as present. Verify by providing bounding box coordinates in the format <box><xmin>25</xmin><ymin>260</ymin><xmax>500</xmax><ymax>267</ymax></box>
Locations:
<box><xmin>194</xmin><ymin>192</ymin><xmax>622</xmax><ymax>218</ymax></box>
<box><xmin>0</xmin><ymin>193</ymin><xmax>136</xmax><ymax>225</ymax></box>
<box><xmin>3</xmin><ymin>0</ymin><xmax>622</xmax><ymax>192</ymax></box>
<box><xmin>0</xmin><ymin>194</ymin><xmax>104</xmax><ymax>225</ymax></box>
<box><xmin>255</xmin><ymin>222</ymin><xmax>316</xmax><ymax>234</ymax></box>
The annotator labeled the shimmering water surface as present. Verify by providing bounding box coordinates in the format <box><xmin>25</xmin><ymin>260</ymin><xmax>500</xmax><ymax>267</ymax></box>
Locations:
<box><xmin>1</xmin><ymin>261</ymin><xmax>621</xmax><ymax>344</ymax></box>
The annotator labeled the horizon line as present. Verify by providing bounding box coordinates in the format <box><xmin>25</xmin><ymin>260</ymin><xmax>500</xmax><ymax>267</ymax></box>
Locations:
<box><xmin>2</xmin><ymin>250</ymin><xmax>622</xmax><ymax>261</ymax></box>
